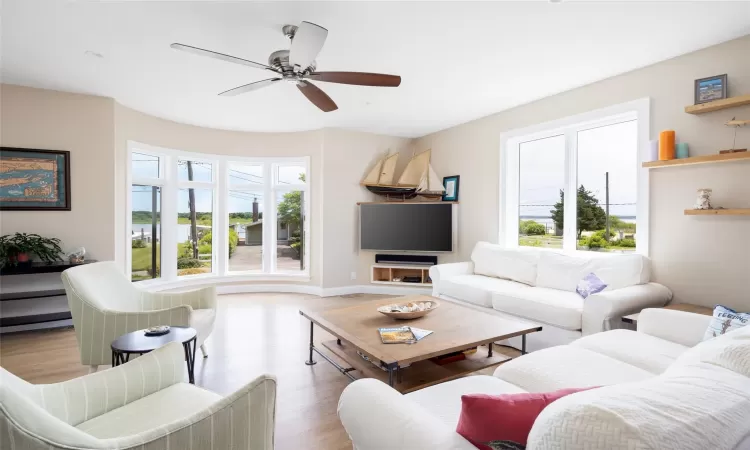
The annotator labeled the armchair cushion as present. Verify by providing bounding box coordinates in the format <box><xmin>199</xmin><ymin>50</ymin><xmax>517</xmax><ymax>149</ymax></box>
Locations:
<box><xmin>76</xmin><ymin>383</ymin><xmax>221</xmax><ymax>439</ymax></box>
<box><xmin>191</xmin><ymin>308</ymin><xmax>217</xmax><ymax>347</ymax></box>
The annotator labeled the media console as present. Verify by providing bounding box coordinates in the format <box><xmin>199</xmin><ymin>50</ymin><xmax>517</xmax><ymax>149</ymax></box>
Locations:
<box><xmin>371</xmin><ymin>263</ymin><xmax>433</xmax><ymax>287</ymax></box>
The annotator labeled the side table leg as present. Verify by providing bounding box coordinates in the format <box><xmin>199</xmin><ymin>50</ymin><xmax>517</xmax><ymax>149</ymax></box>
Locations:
<box><xmin>305</xmin><ymin>321</ymin><xmax>317</xmax><ymax>366</ymax></box>
<box><xmin>183</xmin><ymin>338</ymin><xmax>196</xmax><ymax>384</ymax></box>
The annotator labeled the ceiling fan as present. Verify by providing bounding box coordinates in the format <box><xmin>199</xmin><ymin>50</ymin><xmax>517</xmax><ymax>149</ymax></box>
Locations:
<box><xmin>170</xmin><ymin>21</ymin><xmax>401</xmax><ymax>112</ymax></box>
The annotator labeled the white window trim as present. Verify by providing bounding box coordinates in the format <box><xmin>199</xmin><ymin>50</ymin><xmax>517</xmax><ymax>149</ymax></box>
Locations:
<box><xmin>124</xmin><ymin>141</ymin><xmax>311</xmax><ymax>287</ymax></box>
<box><xmin>499</xmin><ymin>98</ymin><xmax>650</xmax><ymax>256</ymax></box>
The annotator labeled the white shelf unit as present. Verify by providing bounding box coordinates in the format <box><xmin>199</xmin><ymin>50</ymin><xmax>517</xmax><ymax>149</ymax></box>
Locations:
<box><xmin>371</xmin><ymin>264</ymin><xmax>433</xmax><ymax>287</ymax></box>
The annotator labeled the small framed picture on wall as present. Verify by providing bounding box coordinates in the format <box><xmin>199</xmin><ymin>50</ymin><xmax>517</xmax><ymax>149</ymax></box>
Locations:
<box><xmin>442</xmin><ymin>175</ymin><xmax>460</xmax><ymax>202</ymax></box>
<box><xmin>694</xmin><ymin>74</ymin><xmax>727</xmax><ymax>104</ymax></box>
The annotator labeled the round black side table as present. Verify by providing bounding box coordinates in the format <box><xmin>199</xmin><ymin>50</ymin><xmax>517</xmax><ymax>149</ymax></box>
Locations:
<box><xmin>111</xmin><ymin>326</ymin><xmax>198</xmax><ymax>384</ymax></box>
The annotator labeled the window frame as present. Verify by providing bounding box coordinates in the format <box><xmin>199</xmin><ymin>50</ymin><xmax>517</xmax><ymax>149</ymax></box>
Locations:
<box><xmin>500</xmin><ymin>98</ymin><xmax>650</xmax><ymax>256</ymax></box>
<box><xmin>126</xmin><ymin>141</ymin><xmax>311</xmax><ymax>287</ymax></box>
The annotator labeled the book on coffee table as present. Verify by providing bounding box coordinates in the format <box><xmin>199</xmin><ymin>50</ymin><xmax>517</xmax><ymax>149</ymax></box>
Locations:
<box><xmin>378</xmin><ymin>326</ymin><xmax>416</xmax><ymax>344</ymax></box>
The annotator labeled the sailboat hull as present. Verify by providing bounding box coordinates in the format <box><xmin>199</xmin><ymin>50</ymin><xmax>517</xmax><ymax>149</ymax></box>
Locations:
<box><xmin>364</xmin><ymin>185</ymin><xmax>418</xmax><ymax>199</ymax></box>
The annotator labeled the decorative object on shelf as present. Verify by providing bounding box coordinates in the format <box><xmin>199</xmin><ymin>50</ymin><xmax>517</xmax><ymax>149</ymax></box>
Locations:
<box><xmin>144</xmin><ymin>325</ymin><xmax>171</xmax><ymax>336</ymax></box>
<box><xmin>694</xmin><ymin>74</ymin><xmax>727</xmax><ymax>105</ymax></box>
<box><xmin>66</xmin><ymin>246</ymin><xmax>86</xmax><ymax>264</ymax></box>
<box><xmin>0</xmin><ymin>147</ymin><xmax>71</xmax><ymax>211</ymax></box>
<box><xmin>721</xmin><ymin>117</ymin><xmax>749</xmax><ymax>154</ymax></box>
<box><xmin>0</xmin><ymin>233</ymin><xmax>63</xmax><ymax>267</ymax></box>
<box><xmin>360</xmin><ymin>149</ymin><xmax>445</xmax><ymax>200</ymax></box>
<box><xmin>658</xmin><ymin>130</ymin><xmax>676</xmax><ymax>160</ymax></box>
<box><xmin>442</xmin><ymin>175</ymin><xmax>460</xmax><ymax>202</ymax></box>
<box><xmin>377</xmin><ymin>300</ymin><xmax>439</xmax><ymax>320</ymax></box>
<box><xmin>648</xmin><ymin>140</ymin><xmax>659</xmax><ymax>161</ymax></box>
<box><xmin>676</xmin><ymin>142</ymin><xmax>690</xmax><ymax>159</ymax></box>
<box><xmin>693</xmin><ymin>188</ymin><xmax>713</xmax><ymax>210</ymax></box>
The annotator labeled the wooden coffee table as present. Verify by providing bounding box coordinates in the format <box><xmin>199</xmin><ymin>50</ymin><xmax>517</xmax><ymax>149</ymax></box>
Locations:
<box><xmin>299</xmin><ymin>295</ymin><xmax>542</xmax><ymax>393</ymax></box>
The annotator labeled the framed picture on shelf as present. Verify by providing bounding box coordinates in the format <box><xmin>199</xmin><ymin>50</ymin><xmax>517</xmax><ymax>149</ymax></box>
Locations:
<box><xmin>694</xmin><ymin>74</ymin><xmax>727</xmax><ymax>104</ymax></box>
<box><xmin>442</xmin><ymin>175</ymin><xmax>460</xmax><ymax>202</ymax></box>
<box><xmin>0</xmin><ymin>147</ymin><xmax>71</xmax><ymax>211</ymax></box>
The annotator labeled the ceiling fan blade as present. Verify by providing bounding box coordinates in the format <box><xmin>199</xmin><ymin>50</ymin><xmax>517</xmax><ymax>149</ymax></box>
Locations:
<box><xmin>289</xmin><ymin>21</ymin><xmax>328</xmax><ymax>71</ymax></box>
<box><xmin>296</xmin><ymin>81</ymin><xmax>337</xmax><ymax>112</ymax></box>
<box><xmin>218</xmin><ymin>78</ymin><xmax>281</xmax><ymax>96</ymax></box>
<box><xmin>308</xmin><ymin>71</ymin><xmax>401</xmax><ymax>87</ymax></box>
<box><xmin>171</xmin><ymin>43</ymin><xmax>276</xmax><ymax>72</ymax></box>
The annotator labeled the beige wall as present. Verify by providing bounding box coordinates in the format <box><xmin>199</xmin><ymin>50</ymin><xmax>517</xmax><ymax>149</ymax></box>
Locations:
<box><xmin>414</xmin><ymin>34</ymin><xmax>750</xmax><ymax>310</ymax></box>
<box><xmin>320</xmin><ymin>129</ymin><xmax>414</xmax><ymax>288</ymax></box>
<box><xmin>0</xmin><ymin>85</ymin><xmax>116</xmax><ymax>260</ymax></box>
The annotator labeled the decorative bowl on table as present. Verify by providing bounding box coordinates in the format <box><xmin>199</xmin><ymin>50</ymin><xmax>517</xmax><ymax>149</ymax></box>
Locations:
<box><xmin>144</xmin><ymin>325</ymin><xmax>171</xmax><ymax>336</ymax></box>
<box><xmin>377</xmin><ymin>300</ymin><xmax>439</xmax><ymax>320</ymax></box>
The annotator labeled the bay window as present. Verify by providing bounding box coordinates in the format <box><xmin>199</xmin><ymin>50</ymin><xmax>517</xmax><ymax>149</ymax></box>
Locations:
<box><xmin>502</xmin><ymin>99</ymin><xmax>649</xmax><ymax>255</ymax></box>
<box><xmin>127</xmin><ymin>142</ymin><xmax>310</xmax><ymax>284</ymax></box>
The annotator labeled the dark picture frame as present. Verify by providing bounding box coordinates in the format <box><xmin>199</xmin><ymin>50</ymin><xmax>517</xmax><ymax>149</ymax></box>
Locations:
<box><xmin>0</xmin><ymin>147</ymin><xmax>71</xmax><ymax>211</ymax></box>
<box><xmin>442</xmin><ymin>175</ymin><xmax>460</xmax><ymax>202</ymax></box>
<box><xmin>694</xmin><ymin>74</ymin><xmax>727</xmax><ymax>105</ymax></box>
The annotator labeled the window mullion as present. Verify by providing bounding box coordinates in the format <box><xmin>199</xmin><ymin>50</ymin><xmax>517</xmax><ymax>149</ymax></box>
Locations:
<box><xmin>563</xmin><ymin>129</ymin><xmax>578</xmax><ymax>252</ymax></box>
<box><xmin>263</xmin><ymin>164</ymin><xmax>274</xmax><ymax>273</ymax></box>
<box><xmin>161</xmin><ymin>155</ymin><xmax>178</xmax><ymax>281</ymax></box>
<box><xmin>216</xmin><ymin>161</ymin><xmax>227</xmax><ymax>276</ymax></box>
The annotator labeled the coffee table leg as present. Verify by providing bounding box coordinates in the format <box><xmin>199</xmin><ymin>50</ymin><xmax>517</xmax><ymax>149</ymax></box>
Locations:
<box><xmin>488</xmin><ymin>342</ymin><xmax>493</xmax><ymax>357</ymax></box>
<box><xmin>385</xmin><ymin>363</ymin><xmax>398</xmax><ymax>387</ymax></box>
<box><xmin>305</xmin><ymin>321</ymin><xmax>317</xmax><ymax>366</ymax></box>
<box><xmin>522</xmin><ymin>335</ymin><xmax>527</xmax><ymax>355</ymax></box>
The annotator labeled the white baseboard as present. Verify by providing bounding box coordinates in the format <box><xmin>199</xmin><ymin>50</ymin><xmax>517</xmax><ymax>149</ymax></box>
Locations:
<box><xmin>216</xmin><ymin>283</ymin><xmax>430</xmax><ymax>297</ymax></box>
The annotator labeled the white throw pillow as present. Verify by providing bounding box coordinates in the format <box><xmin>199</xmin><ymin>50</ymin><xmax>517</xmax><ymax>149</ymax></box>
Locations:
<box><xmin>668</xmin><ymin>322</ymin><xmax>750</xmax><ymax>378</ymax></box>
<box><xmin>470</xmin><ymin>242</ymin><xmax>539</xmax><ymax>286</ymax></box>
<box><xmin>703</xmin><ymin>305</ymin><xmax>750</xmax><ymax>341</ymax></box>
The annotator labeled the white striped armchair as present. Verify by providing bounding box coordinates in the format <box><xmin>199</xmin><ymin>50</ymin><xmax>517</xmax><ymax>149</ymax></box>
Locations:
<box><xmin>62</xmin><ymin>261</ymin><xmax>216</xmax><ymax>370</ymax></box>
<box><xmin>0</xmin><ymin>342</ymin><xmax>277</xmax><ymax>450</ymax></box>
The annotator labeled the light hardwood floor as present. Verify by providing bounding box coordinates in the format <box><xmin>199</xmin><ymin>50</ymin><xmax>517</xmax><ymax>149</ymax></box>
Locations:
<box><xmin>0</xmin><ymin>293</ymin><xmax>388</xmax><ymax>450</ymax></box>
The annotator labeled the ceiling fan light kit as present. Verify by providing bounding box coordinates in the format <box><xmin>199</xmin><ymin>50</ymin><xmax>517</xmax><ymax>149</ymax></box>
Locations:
<box><xmin>171</xmin><ymin>21</ymin><xmax>401</xmax><ymax>112</ymax></box>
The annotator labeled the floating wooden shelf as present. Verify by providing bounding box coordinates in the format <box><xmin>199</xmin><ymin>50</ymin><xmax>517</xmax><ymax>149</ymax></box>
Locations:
<box><xmin>642</xmin><ymin>151</ymin><xmax>750</xmax><ymax>168</ymax></box>
<box><xmin>684</xmin><ymin>209</ymin><xmax>750</xmax><ymax>216</ymax></box>
<box><xmin>357</xmin><ymin>201</ymin><xmax>457</xmax><ymax>205</ymax></box>
<box><xmin>685</xmin><ymin>94</ymin><xmax>750</xmax><ymax>114</ymax></box>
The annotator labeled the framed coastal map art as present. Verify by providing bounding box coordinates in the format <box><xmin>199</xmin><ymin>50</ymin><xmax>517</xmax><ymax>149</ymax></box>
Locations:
<box><xmin>0</xmin><ymin>147</ymin><xmax>71</xmax><ymax>211</ymax></box>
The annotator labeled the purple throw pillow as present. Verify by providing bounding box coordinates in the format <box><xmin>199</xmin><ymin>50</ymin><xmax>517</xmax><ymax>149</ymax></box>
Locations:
<box><xmin>576</xmin><ymin>273</ymin><xmax>607</xmax><ymax>299</ymax></box>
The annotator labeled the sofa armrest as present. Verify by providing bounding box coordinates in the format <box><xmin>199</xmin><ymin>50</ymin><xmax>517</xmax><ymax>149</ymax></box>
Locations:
<box><xmin>581</xmin><ymin>283</ymin><xmax>672</xmax><ymax>336</ymax></box>
<box><xmin>139</xmin><ymin>286</ymin><xmax>216</xmax><ymax>312</ymax></box>
<box><xmin>429</xmin><ymin>261</ymin><xmax>474</xmax><ymax>296</ymax></box>
<box><xmin>338</xmin><ymin>379</ymin><xmax>476</xmax><ymax>450</ymax></box>
<box><xmin>637</xmin><ymin>308</ymin><xmax>713</xmax><ymax>347</ymax></box>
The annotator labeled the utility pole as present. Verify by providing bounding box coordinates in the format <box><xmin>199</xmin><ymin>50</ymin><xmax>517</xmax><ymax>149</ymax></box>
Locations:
<box><xmin>187</xmin><ymin>161</ymin><xmax>199</xmax><ymax>259</ymax></box>
<box><xmin>605</xmin><ymin>172</ymin><xmax>610</xmax><ymax>242</ymax></box>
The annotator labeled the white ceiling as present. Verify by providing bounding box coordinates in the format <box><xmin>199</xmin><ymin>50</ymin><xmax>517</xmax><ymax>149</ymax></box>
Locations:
<box><xmin>3</xmin><ymin>1</ymin><xmax>750</xmax><ymax>138</ymax></box>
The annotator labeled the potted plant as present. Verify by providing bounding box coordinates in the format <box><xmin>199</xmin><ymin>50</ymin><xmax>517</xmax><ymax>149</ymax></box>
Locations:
<box><xmin>1</xmin><ymin>233</ymin><xmax>64</xmax><ymax>266</ymax></box>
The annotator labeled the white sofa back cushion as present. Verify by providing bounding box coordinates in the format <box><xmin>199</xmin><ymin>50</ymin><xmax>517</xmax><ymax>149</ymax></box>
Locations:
<box><xmin>536</xmin><ymin>252</ymin><xmax>650</xmax><ymax>292</ymax></box>
<box><xmin>470</xmin><ymin>242</ymin><xmax>540</xmax><ymax>286</ymax></box>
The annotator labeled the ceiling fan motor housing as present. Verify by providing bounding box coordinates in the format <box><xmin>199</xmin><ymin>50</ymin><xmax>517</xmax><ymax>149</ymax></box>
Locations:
<box><xmin>268</xmin><ymin>49</ymin><xmax>316</xmax><ymax>77</ymax></box>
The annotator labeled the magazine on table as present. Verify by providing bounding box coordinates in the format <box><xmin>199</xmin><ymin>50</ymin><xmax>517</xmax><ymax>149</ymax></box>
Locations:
<box><xmin>378</xmin><ymin>326</ymin><xmax>434</xmax><ymax>344</ymax></box>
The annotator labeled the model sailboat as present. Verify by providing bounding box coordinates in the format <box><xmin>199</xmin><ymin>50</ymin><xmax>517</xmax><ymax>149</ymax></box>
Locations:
<box><xmin>361</xmin><ymin>150</ymin><xmax>445</xmax><ymax>200</ymax></box>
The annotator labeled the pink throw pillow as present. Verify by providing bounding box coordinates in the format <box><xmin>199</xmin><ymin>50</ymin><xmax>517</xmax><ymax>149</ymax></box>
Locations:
<box><xmin>456</xmin><ymin>387</ymin><xmax>595</xmax><ymax>449</ymax></box>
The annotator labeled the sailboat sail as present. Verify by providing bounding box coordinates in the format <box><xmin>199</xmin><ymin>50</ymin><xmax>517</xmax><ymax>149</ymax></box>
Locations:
<box><xmin>420</xmin><ymin>164</ymin><xmax>445</xmax><ymax>193</ymax></box>
<box><xmin>397</xmin><ymin>150</ymin><xmax>430</xmax><ymax>186</ymax></box>
<box><xmin>379</xmin><ymin>154</ymin><xmax>399</xmax><ymax>186</ymax></box>
<box><xmin>362</xmin><ymin>158</ymin><xmax>383</xmax><ymax>185</ymax></box>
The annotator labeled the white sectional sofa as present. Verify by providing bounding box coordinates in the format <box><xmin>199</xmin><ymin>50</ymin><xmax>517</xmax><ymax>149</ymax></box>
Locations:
<box><xmin>430</xmin><ymin>242</ymin><xmax>672</xmax><ymax>351</ymax></box>
<box><xmin>338</xmin><ymin>308</ymin><xmax>750</xmax><ymax>450</ymax></box>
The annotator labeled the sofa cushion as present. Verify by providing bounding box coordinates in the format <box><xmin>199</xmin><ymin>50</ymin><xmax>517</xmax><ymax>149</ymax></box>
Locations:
<box><xmin>527</xmin><ymin>362</ymin><xmax>750</xmax><ymax>450</ymax></box>
<box><xmin>441</xmin><ymin>275</ymin><xmax>531</xmax><ymax>308</ymax></box>
<box><xmin>492</xmin><ymin>287</ymin><xmax>583</xmax><ymax>330</ymax></box>
<box><xmin>405</xmin><ymin>375</ymin><xmax>524</xmax><ymax>427</ymax></box>
<box><xmin>76</xmin><ymin>383</ymin><xmax>221</xmax><ymax>439</ymax></box>
<box><xmin>471</xmin><ymin>242</ymin><xmax>540</xmax><ymax>286</ymax></box>
<box><xmin>571</xmin><ymin>329</ymin><xmax>688</xmax><ymax>374</ymax></box>
<box><xmin>535</xmin><ymin>252</ymin><xmax>650</xmax><ymax>292</ymax></box>
<box><xmin>493</xmin><ymin>346</ymin><xmax>652</xmax><ymax>392</ymax></box>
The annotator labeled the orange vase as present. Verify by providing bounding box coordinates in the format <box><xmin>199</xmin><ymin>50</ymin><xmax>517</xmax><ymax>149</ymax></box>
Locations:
<box><xmin>659</xmin><ymin>130</ymin><xmax>676</xmax><ymax>160</ymax></box>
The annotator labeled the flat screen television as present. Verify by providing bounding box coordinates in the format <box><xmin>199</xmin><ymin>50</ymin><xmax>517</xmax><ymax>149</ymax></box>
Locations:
<box><xmin>359</xmin><ymin>203</ymin><xmax>453</xmax><ymax>252</ymax></box>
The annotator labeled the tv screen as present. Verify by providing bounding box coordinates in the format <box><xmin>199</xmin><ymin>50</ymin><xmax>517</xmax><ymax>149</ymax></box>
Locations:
<box><xmin>360</xmin><ymin>203</ymin><xmax>453</xmax><ymax>252</ymax></box>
